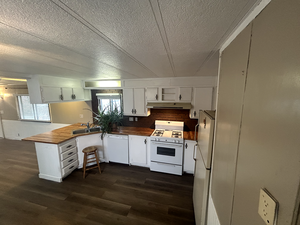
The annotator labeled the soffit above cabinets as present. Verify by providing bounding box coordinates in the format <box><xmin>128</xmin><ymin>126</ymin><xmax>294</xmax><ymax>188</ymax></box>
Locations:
<box><xmin>0</xmin><ymin>0</ymin><xmax>260</xmax><ymax>82</ymax></box>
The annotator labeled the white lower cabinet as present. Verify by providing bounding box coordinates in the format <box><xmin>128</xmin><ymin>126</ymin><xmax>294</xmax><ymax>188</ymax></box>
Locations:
<box><xmin>35</xmin><ymin>138</ymin><xmax>78</xmax><ymax>182</ymax></box>
<box><xmin>76</xmin><ymin>133</ymin><xmax>105</xmax><ymax>168</ymax></box>
<box><xmin>129</xmin><ymin>135</ymin><xmax>149</xmax><ymax>167</ymax></box>
<box><xmin>183</xmin><ymin>140</ymin><xmax>196</xmax><ymax>174</ymax></box>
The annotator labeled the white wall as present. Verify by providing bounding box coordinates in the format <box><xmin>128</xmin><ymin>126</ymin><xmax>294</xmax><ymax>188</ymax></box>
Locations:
<box><xmin>2</xmin><ymin>120</ymin><xmax>70</xmax><ymax>140</ymax></box>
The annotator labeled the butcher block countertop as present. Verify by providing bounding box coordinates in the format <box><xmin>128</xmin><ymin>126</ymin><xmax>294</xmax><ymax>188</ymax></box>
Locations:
<box><xmin>22</xmin><ymin>123</ymin><xmax>195</xmax><ymax>144</ymax></box>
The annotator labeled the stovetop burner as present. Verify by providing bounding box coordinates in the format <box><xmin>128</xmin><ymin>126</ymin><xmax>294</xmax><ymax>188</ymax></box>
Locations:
<box><xmin>152</xmin><ymin>129</ymin><xmax>164</xmax><ymax>137</ymax></box>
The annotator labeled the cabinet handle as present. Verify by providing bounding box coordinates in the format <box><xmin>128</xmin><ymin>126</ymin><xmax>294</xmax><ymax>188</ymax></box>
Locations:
<box><xmin>67</xmin><ymin>145</ymin><xmax>72</xmax><ymax>148</ymax></box>
<box><xmin>144</xmin><ymin>139</ymin><xmax>147</xmax><ymax>144</ymax></box>
<box><xmin>68</xmin><ymin>152</ymin><xmax>73</xmax><ymax>155</ymax></box>
<box><xmin>60</xmin><ymin>94</ymin><xmax>64</xmax><ymax>101</ymax></box>
<box><xmin>155</xmin><ymin>94</ymin><xmax>158</xmax><ymax>100</ymax></box>
<box><xmin>185</xmin><ymin>143</ymin><xmax>188</xmax><ymax>149</ymax></box>
<box><xmin>179</xmin><ymin>94</ymin><xmax>182</xmax><ymax>100</ymax></box>
<box><xmin>132</xmin><ymin>109</ymin><xmax>134</xmax><ymax>114</ymax></box>
<box><xmin>69</xmin><ymin>166</ymin><xmax>74</xmax><ymax>169</ymax></box>
<box><xmin>194</xmin><ymin>111</ymin><xmax>196</xmax><ymax>117</ymax></box>
<box><xmin>193</xmin><ymin>144</ymin><xmax>197</xmax><ymax>160</ymax></box>
<box><xmin>68</xmin><ymin>158</ymin><xmax>74</xmax><ymax>163</ymax></box>
<box><xmin>134</xmin><ymin>109</ymin><xmax>137</xmax><ymax>114</ymax></box>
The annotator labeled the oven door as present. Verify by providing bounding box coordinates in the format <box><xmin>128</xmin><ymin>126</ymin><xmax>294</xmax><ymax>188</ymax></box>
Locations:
<box><xmin>150</xmin><ymin>141</ymin><xmax>183</xmax><ymax>165</ymax></box>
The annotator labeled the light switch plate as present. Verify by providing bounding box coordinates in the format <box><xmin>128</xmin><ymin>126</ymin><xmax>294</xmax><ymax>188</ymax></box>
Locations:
<box><xmin>258</xmin><ymin>188</ymin><xmax>278</xmax><ymax>225</ymax></box>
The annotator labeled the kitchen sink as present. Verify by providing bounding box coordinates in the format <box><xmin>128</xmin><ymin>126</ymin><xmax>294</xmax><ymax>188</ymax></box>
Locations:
<box><xmin>72</xmin><ymin>127</ymin><xmax>101</xmax><ymax>135</ymax></box>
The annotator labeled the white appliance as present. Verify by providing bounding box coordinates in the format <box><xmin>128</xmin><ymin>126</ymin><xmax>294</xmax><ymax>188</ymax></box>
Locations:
<box><xmin>107</xmin><ymin>134</ymin><xmax>129</xmax><ymax>164</ymax></box>
<box><xmin>193</xmin><ymin>110</ymin><xmax>215</xmax><ymax>225</ymax></box>
<box><xmin>150</xmin><ymin>120</ymin><xmax>184</xmax><ymax>175</ymax></box>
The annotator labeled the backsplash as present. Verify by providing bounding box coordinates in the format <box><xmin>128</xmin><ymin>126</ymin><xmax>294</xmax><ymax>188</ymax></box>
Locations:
<box><xmin>91</xmin><ymin>90</ymin><xmax>198</xmax><ymax>131</ymax></box>
<box><xmin>122</xmin><ymin>109</ymin><xmax>198</xmax><ymax>131</ymax></box>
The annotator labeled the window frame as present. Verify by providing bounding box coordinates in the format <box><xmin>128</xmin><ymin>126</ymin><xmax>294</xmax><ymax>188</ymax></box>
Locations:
<box><xmin>96</xmin><ymin>93</ymin><xmax>122</xmax><ymax>113</ymax></box>
<box><xmin>16</xmin><ymin>95</ymin><xmax>52</xmax><ymax>123</ymax></box>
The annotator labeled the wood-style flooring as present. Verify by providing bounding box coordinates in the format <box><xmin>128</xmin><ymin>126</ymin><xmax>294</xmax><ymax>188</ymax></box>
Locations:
<box><xmin>0</xmin><ymin>138</ymin><xmax>195</xmax><ymax>225</ymax></box>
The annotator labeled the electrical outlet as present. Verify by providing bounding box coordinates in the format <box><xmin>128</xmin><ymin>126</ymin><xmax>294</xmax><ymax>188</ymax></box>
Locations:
<box><xmin>258</xmin><ymin>188</ymin><xmax>278</xmax><ymax>225</ymax></box>
<box><xmin>79</xmin><ymin>114</ymin><xmax>83</xmax><ymax>119</ymax></box>
<box><xmin>135</xmin><ymin>117</ymin><xmax>138</xmax><ymax>121</ymax></box>
<box><xmin>129</xmin><ymin>117</ymin><xmax>134</xmax><ymax>121</ymax></box>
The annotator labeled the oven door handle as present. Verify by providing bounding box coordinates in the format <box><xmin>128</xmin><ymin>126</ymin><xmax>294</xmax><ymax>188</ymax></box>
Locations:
<box><xmin>151</xmin><ymin>141</ymin><xmax>183</xmax><ymax>147</ymax></box>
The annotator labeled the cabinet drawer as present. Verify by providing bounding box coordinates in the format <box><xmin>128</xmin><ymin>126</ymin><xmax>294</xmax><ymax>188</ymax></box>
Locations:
<box><xmin>59</xmin><ymin>139</ymin><xmax>76</xmax><ymax>153</ymax></box>
<box><xmin>61</xmin><ymin>154</ymin><xmax>78</xmax><ymax>168</ymax></box>
<box><xmin>62</xmin><ymin>160</ymin><xmax>78</xmax><ymax>177</ymax></box>
<box><xmin>61</xmin><ymin>147</ymin><xmax>77</xmax><ymax>161</ymax></box>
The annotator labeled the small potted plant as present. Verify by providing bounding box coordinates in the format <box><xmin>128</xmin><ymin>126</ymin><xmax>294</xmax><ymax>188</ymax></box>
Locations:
<box><xmin>93</xmin><ymin>106</ymin><xmax>123</xmax><ymax>139</ymax></box>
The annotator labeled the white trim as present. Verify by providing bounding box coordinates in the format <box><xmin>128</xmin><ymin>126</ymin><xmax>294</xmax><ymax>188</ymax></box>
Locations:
<box><xmin>220</xmin><ymin>0</ymin><xmax>272</xmax><ymax>52</ymax></box>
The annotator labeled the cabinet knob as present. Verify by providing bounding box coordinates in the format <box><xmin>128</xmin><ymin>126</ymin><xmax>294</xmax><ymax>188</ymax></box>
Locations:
<box><xmin>60</xmin><ymin>95</ymin><xmax>64</xmax><ymax>101</ymax></box>
<box><xmin>194</xmin><ymin>111</ymin><xmax>196</xmax><ymax>116</ymax></box>
<box><xmin>144</xmin><ymin>139</ymin><xmax>147</xmax><ymax>144</ymax></box>
<box><xmin>134</xmin><ymin>109</ymin><xmax>137</xmax><ymax>114</ymax></box>
<box><xmin>179</xmin><ymin>94</ymin><xmax>182</xmax><ymax>100</ymax></box>
<box><xmin>155</xmin><ymin>94</ymin><xmax>158</xmax><ymax>100</ymax></box>
<box><xmin>132</xmin><ymin>109</ymin><xmax>134</xmax><ymax>114</ymax></box>
<box><xmin>185</xmin><ymin>143</ymin><xmax>188</xmax><ymax>149</ymax></box>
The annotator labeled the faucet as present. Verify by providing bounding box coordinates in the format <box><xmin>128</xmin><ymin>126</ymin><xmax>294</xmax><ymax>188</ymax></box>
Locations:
<box><xmin>81</xmin><ymin>121</ymin><xmax>91</xmax><ymax>132</ymax></box>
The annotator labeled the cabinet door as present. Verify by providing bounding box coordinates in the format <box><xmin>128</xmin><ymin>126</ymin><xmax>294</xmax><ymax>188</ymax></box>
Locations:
<box><xmin>134</xmin><ymin>88</ymin><xmax>146</xmax><ymax>116</ymax></box>
<box><xmin>190</xmin><ymin>87</ymin><xmax>213</xmax><ymax>119</ymax></box>
<box><xmin>62</xmin><ymin>87</ymin><xmax>73</xmax><ymax>101</ymax></box>
<box><xmin>146</xmin><ymin>87</ymin><xmax>159</xmax><ymax>101</ymax></box>
<box><xmin>184</xmin><ymin>140</ymin><xmax>196</xmax><ymax>174</ymax></box>
<box><xmin>179</xmin><ymin>87</ymin><xmax>192</xmax><ymax>102</ymax></box>
<box><xmin>41</xmin><ymin>86</ymin><xmax>62</xmax><ymax>102</ymax></box>
<box><xmin>72</xmin><ymin>88</ymin><xmax>84</xmax><ymax>100</ymax></box>
<box><xmin>123</xmin><ymin>88</ymin><xmax>134</xmax><ymax>115</ymax></box>
<box><xmin>129</xmin><ymin>135</ymin><xmax>147</xmax><ymax>167</ymax></box>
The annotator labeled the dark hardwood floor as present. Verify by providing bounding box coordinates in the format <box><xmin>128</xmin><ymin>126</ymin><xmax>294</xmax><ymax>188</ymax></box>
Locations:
<box><xmin>0</xmin><ymin>138</ymin><xmax>195</xmax><ymax>225</ymax></box>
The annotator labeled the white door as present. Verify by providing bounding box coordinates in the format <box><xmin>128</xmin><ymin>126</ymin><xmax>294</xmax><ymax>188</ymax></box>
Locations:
<box><xmin>62</xmin><ymin>87</ymin><xmax>73</xmax><ymax>101</ymax></box>
<box><xmin>193</xmin><ymin>146</ymin><xmax>210</xmax><ymax>225</ymax></box>
<box><xmin>72</xmin><ymin>87</ymin><xmax>84</xmax><ymax>100</ymax></box>
<box><xmin>129</xmin><ymin>135</ymin><xmax>147</xmax><ymax>167</ymax></box>
<box><xmin>146</xmin><ymin>87</ymin><xmax>159</xmax><ymax>101</ymax></box>
<box><xmin>179</xmin><ymin>87</ymin><xmax>192</xmax><ymax>102</ymax></box>
<box><xmin>123</xmin><ymin>88</ymin><xmax>134</xmax><ymax>115</ymax></box>
<box><xmin>134</xmin><ymin>88</ymin><xmax>145</xmax><ymax>116</ymax></box>
<box><xmin>183</xmin><ymin>140</ymin><xmax>196</xmax><ymax>174</ymax></box>
<box><xmin>41</xmin><ymin>86</ymin><xmax>62</xmax><ymax>102</ymax></box>
<box><xmin>198</xmin><ymin>111</ymin><xmax>215</xmax><ymax>169</ymax></box>
<box><xmin>190</xmin><ymin>88</ymin><xmax>213</xmax><ymax>119</ymax></box>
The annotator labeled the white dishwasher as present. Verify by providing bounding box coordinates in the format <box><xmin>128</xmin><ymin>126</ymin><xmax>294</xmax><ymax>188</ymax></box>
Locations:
<box><xmin>107</xmin><ymin>134</ymin><xmax>129</xmax><ymax>164</ymax></box>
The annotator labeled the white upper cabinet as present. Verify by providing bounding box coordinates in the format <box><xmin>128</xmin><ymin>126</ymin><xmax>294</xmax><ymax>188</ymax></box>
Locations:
<box><xmin>190</xmin><ymin>87</ymin><xmax>213</xmax><ymax>119</ymax></box>
<box><xmin>41</xmin><ymin>86</ymin><xmax>63</xmax><ymax>102</ymax></box>
<box><xmin>27</xmin><ymin>75</ymin><xmax>89</xmax><ymax>104</ymax></box>
<box><xmin>178</xmin><ymin>87</ymin><xmax>192</xmax><ymax>102</ymax></box>
<box><xmin>123</xmin><ymin>88</ymin><xmax>150</xmax><ymax>116</ymax></box>
<box><xmin>146</xmin><ymin>87</ymin><xmax>159</xmax><ymax>101</ymax></box>
<box><xmin>62</xmin><ymin>88</ymin><xmax>73</xmax><ymax>101</ymax></box>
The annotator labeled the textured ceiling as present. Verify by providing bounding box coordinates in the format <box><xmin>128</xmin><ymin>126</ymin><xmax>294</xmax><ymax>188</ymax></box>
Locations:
<box><xmin>0</xmin><ymin>0</ymin><xmax>259</xmax><ymax>82</ymax></box>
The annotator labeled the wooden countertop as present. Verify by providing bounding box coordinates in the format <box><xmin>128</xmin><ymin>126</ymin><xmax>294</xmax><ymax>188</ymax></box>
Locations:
<box><xmin>22</xmin><ymin>123</ymin><xmax>195</xmax><ymax>144</ymax></box>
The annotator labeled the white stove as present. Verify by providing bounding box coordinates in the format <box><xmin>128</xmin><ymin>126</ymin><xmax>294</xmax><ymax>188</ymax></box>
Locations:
<box><xmin>150</xmin><ymin>120</ymin><xmax>184</xmax><ymax>175</ymax></box>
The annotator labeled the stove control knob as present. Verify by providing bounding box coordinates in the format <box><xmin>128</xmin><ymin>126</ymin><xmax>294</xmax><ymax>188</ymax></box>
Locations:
<box><xmin>165</xmin><ymin>139</ymin><xmax>168</xmax><ymax>142</ymax></box>
<box><xmin>172</xmin><ymin>140</ymin><xmax>176</xmax><ymax>143</ymax></box>
<box><xmin>176</xmin><ymin>140</ymin><xmax>179</xmax><ymax>143</ymax></box>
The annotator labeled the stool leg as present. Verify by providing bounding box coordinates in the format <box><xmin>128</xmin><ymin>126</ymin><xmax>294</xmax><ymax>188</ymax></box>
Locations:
<box><xmin>83</xmin><ymin>152</ymin><xmax>87</xmax><ymax>178</ymax></box>
<box><xmin>94</xmin><ymin>151</ymin><xmax>101</xmax><ymax>174</ymax></box>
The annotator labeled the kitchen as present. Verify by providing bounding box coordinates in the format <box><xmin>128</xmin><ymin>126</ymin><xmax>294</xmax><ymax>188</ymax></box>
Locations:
<box><xmin>0</xmin><ymin>0</ymin><xmax>300</xmax><ymax>225</ymax></box>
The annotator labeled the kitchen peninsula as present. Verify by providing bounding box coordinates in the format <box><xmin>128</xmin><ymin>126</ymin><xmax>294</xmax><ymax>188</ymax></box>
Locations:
<box><xmin>23</xmin><ymin>124</ymin><xmax>195</xmax><ymax>182</ymax></box>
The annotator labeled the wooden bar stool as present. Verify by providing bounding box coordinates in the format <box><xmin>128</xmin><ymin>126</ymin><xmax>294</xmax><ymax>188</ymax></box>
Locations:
<box><xmin>82</xmin><ymin>146</ymin><xmax>101</xmax><ymax>178</ymax></box>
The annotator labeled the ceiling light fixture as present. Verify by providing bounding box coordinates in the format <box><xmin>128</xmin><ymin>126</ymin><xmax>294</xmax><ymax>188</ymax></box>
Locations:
<box><xmin>0</xmin><ymin>78</ymin><xmax>27</xmax><ymax>82</ymax></box>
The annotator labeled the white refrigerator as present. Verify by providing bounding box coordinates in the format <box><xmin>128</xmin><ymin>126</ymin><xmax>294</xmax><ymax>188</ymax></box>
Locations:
<box><xmin>193</xmin><ymin>110</ymin><xmax>215</xmax><ymax>225</ymax></box>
